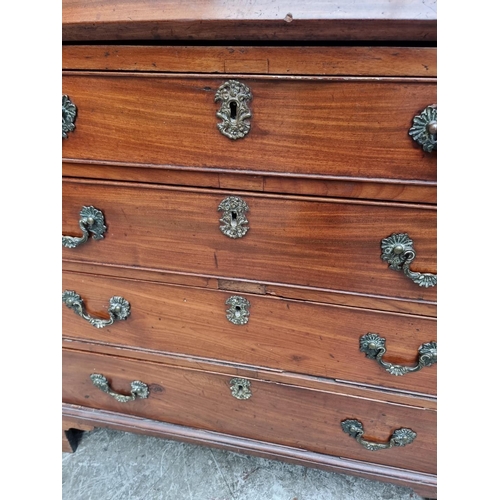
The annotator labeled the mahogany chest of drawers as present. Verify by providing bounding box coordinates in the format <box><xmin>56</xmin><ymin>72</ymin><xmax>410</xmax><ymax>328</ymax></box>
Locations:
<box><xmin>62</xmin><ymin>2</ymin><xmax>437</xmax><ymax>497</ymax></box>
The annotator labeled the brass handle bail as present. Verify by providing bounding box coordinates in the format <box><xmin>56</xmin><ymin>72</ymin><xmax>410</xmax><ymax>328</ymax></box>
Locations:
<box><xmin>341</xmin><ymin>419</ymin><xmax>417</xmax><ymax>451</ymax></box>
<box><xmin>62</xmin><ymin>290</ymin><xmax>130</xmax><ymax>328</ymax></box>
<box><xmin>381</xmin><ymin>233</ymin><xmax>437</xmax><ymax>288</ymax></box>
<box><xmin>360</xmin><ymin>333</ymin><xmax>437</xmax><ymax>376</ymax></box>
<box><xmin>90</xmin><ymin>374</ymin><xmax>149</xmax><ymax>403</ymax></box>
<box><xmin>62</xmin><ymin>206</ymin><xmax>107</xmax><ymax>248</ymax></box>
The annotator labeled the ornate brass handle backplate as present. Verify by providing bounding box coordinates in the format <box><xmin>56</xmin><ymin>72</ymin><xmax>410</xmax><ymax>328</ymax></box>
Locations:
<box><xmin>381</xmin><ymin>233</ymin><xmax>437</xmax><ymax>288</ymax></box>
<box><xmin>215</xmin><ymin>80</ymin><xmax>252</xmax><ymax>140</ymax></box>
<box><xmin>360</xmin><ymin>333</ymin><xmax>437</xmax><ymax>376</ymax></box>
<box><xmin>409</xmin><ymin>104</ymin><xmax>437</xmax><ymax>152</ymax></box>
<box><xmin>341</xmin><ymin>419</ymin><xmax>417</xmax><ymax>451</ymax></box>
<box><xmin>62</xmin><ymin>206</ymin><xmax>107</xmax><ymax>248</ymax></box>
<box><xmin>62</xmin><ymin>94</ymin><xmax>77</xmax><ymax>139</ymax></box>
<box><xmin>90</xmin><ymin>374</ymin><xmax>149</xmax><ymax>403</ymax></box>
<box><xmin>62</xmin><ymin>290</ymin><xmax>130</xmax><ymax>328</ymax></box>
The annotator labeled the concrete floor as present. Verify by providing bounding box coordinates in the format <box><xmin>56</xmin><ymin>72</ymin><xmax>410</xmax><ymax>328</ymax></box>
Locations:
<box><xmin>62</xmin><ymin>427</ymin><xmax>425</xmax><ymax>500</ymax></box>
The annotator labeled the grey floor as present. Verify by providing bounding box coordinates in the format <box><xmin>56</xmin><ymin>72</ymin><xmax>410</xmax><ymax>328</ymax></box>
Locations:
<box><xmin>62</xmin><ymin>427</ymin><xmax>425</xmax><ymax>500</ymax></box>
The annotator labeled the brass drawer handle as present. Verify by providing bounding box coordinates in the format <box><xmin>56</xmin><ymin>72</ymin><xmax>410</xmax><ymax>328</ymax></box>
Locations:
<box><xmin>62</xmin><ymin>206</ymin><xmax>107</xmax><ymax>248</ymax></box>
<box><xmin>62</xmin><ymin>290</ymin><xmax>130</xmax><ymax>328</ymax></box>
<box><xmin>230</xmin><ymin>378</ymin><xmax>252</xmax><ymax>400</ymax></box>
<box><xmin>226</xmin><ymin>296</ymin><xmax>250</xmax><ymax>325</ymax></box>
<box><xmin>341</xmin><ymin>419</ymin><xmax>417</xmax><ymax>451</ymax></box>
<box><xmin>62</xmin><ymin>94</ymin><xmax>77</xmax><ymax>139</ymax></box>
<box><xmin>409</xmin><ymin>104</ymin><xmax>437</xmax><ymax>152</ymax></box>
<box><xmin>381</xmin><ymin>233</ymin><xmax>437</xmax><ymax>288</ymax></box>
<box><xmin>218</xmin><ymin>196</ymin><xmax>249</xmax><ymax>238</ymax></box>
<box><xmin>90</xmin><ymin>374</ymin><xmax>149</xmax><ymax>403</ymax></box>
<box><xmin>360</xmin><ymin>333</ymin><xmax>437</xmax><ymax>376</ymax></box>
<box><xmin>215</xmin><ymin>80</ymin><xmax>252</xmax><ymax>140</ymax></box>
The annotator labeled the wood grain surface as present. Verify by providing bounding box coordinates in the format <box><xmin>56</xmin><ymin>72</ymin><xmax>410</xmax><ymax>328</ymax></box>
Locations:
<box><xmin>62</xmin><ymin>46</ymin><xmax>437</xmax><ymax>78</ymax></box>
<box><xmin>62</xmin><ymin>348</ymin><xmax>437</xmax><ymax>474</ymax></box>
<box><xmin>63</xmin><ymin>337</ymin><xmax>437</xmax><ymax>408</ymax></box>
<box><xmin>62</xmin><ymin>179</ymin><xmax>437</xmax><ymax>302</ymax></box>
<box><xmin>62</xmin><ymin>0</ymin><xmax>437</xmax><ymax>42</ymax></box>
<box><xmin>62</xmin><ymin>271</ymin><xmax>437</xmax><ymax>395</ymax></box>
<box><xmin>62</xmin><ymin>3</ymin><xmax>438</xmax><ymax>494</ymax></box>
<box><xmin>63</xmin><ymin>161</ymin><xmax>437</xmax><ymax>204</ymax></box>
<box><xmin>62</xmin><ymin>74</ymin><xmax>437</xmax><ymax>183</ymax></box>
<box><xmin>62</xmin><ymin>260</ymin><xmax>437</xmax><ymax>317</ymax></box>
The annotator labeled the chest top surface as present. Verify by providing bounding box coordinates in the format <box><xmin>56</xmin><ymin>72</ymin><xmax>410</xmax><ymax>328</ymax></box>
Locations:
<box><xmin>62</xmin><ymin>0</ymin><xmax>437</xmax><ymax>42</ymax></box>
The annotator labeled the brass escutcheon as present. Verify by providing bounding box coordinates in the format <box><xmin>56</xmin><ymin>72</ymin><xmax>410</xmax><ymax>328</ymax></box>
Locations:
<box><xmin>229</xmin><ymin>378</ymin><xmax>252</xmax><ymax>400</ymax></box>
<box><xmin>226</xmin><ymin>296</ymin><xmax>251</xmax><ymax>325</ymax></box>
<box><xmin>218</xmin><ymin>196</ymin><xmax>249</xmax><ymax>238</ymax></box>
<box><xmin>215</xmin><ymin>80</ymin><xmax>252</xmax><ymax>140</ymax></box>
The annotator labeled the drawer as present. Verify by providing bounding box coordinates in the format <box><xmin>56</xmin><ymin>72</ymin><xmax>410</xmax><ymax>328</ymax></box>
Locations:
<box><xmin>62</xmin><ymin>74</ymin><xmax>436</xmax><ymax>183</ymax></box>
<box><xmin>62</xmin><ymin>272</ymin><xmax>437</xmax><ymax>395</ymax></box>
<box><xmin>62</xmin><ymin>348</ymin><xmax>436</xmax><ymax>474</ymax></box>
<box><xmin>62</xmin><ymin>179</ymin><xmax>437</xmax><ymax>302</ymax></box>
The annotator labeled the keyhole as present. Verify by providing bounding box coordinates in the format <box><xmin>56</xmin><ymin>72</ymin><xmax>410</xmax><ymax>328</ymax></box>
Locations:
<box><xmin>234</xmin><ymin>305</ymin><xmax>241</xmax><ymax>318</ymax></box>
<box><xmin>238</xmin><ymin>384</ymin><xmax>243</xmax><ymax>392</ymax></box>
<box><xmin>230</xmin><ymin>101</ymin><xmax>238</xmax><ymax>120</ymax></box>
<box><xmin>230</xmin><ymin>211</ymin><xmax>237</xmax><ymax>228</ymax></box>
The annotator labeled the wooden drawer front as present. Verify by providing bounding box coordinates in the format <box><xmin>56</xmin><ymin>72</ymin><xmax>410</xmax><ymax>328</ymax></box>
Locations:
<box><xmin>62</xmin><ymin>180</ymin><xmax>437</xmax><ymax>302</ymax></box>
<box><xmin>62</xmin><ymin>75</ymin><xmax>436</xmax><ymax>183</ymax></box>
<box><xmin>63</xmin><ymin>272</ymin><xmax>436</xmax><ymax>395</ymax></box>
<box><xmin>62</xmin><ymin>349</ymin><xmax>436</xmax><ymax>474</ymax></box>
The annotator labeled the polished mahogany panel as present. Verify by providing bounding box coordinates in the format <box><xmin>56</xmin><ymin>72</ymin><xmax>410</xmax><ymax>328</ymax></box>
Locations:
<box><xmin>62</xmin><ymin>179</ymin><xmax>437</xmax><ymax>302</ymax></box>
<box><xmin>62</xmin><ymin>74</ymin><xmax>436</xmax><ymax>183</ymax></box>
<box><xmin>62</xmin><ymin>272</ymin><xmax>436</xmax><ymax>394</ymax></box>
<box><xmin>63</xmin><ymin>348</ymin><xmax>437</xmax><ymax>474</ymax></box>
